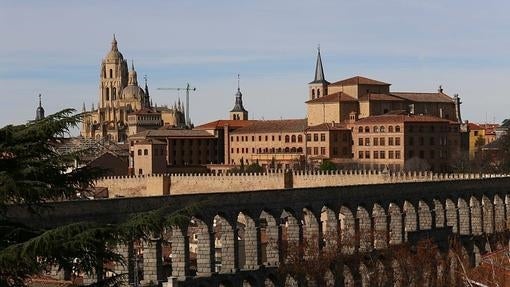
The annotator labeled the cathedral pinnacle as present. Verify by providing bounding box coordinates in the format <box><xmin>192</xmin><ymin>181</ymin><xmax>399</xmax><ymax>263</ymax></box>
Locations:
<box><xmin>111</xmin><ymin>34</ymin><xmax>118</xmax><ymax>51</ymax></box>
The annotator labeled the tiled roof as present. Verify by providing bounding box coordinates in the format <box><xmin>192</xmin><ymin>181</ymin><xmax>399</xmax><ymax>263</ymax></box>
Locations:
<box><xmin>391</xmin><ymin>92</ymin><xmax>454</xmax><ymax>103</ymax></box>
<box><xmin>131</xmin><ymin>129</ymin><xmax>215</xmax><ymax>139</ymax></box>
<box><xmin>361</xmin><ymin>93</ymin><xmax>405</xmax><ymax>101</ymax></box>
<box><xmin>306</xmin><ymin>122</ymin><xmax>349</xmax><ymax>131</ymax></box>
<box><xmin>468</xmin><ymin>122</ymin><xmax>484</xmax><ymax>130</ymax></box>
<box><xmin>305</xmin><ymin>92</ymin><xmax>357</xmax><ymax>104</ymax></box>
<box><xmin>355</xmin><ymin>114</ymin><xmax>452</xmax><ymax>124</ymax></box>
<box><xmin>232</xmin><ymin>119</ymin><xmax>308</xmax><ymax>134</ymax></box>
<box><xmin>194</xmin><ymin>120</ymin><xmax>257</xmax><ymax>130</ymax></box>
<box><xmin>330</xmin><ymin>76</ymin><xmax>390</xmax><ymax>86</ymax></box>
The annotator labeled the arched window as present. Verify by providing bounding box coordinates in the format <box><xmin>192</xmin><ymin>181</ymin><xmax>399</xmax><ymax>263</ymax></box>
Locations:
<box><xmin>317</xmin><ymin>89</ymin><xmax>321</xmax><ymax>97</ymax></box>
<box><xmin>297</xmin><ymin>147</ymin><xmax>303</xmax><ymax>153</ymax></box>
<box><xmin>144</xmin><ymin>149</ymin><xmax>148</xmax><ymax>155</ymax></box>
<box><xmin>395</xmin><ymin>125</ymin><xmax>401</xmax><ymax>132</ymax></box>
<box><xmin>137</xmin><ymin>149</ymin><xmax>142</xmax><ymax>155</ymax></box>
<box><xmin>365</xmin><ymin>126</ymin><xmax>370</xmax><ymax>133</ymax></box>
<box><xmin>358</xmin><ymin>127</ymin><xmax>363</xmax><ymax>133</ymax></box>
<box><xmin>285</xmin><ymin>135</ymin><xmax>290</xmax><ymax>143</ymax></box>
<box><xmin>380</xmin><ymin>126</ymin><xmax>385</xmax><ymax>133</ymax></box>
<box><xmin>291</xmin><ymin>147</ymin><xmax>296</xmax><ymax>153</ymax></box>
<box><xmin>291</xmin><ymin>135</ymin><xmax>296</xmax><ymax>142</ymax></box>
<box><xmin>374</xmin><ymin>126</ymin><xmax>379</xmax><ymax>133</ymax></box>
<box><xmin>105</xmin><ymin>87</ymin><xmax>109</xmax><ymax>101</ymax></box>
<box><xmin>388</xmin><ymin>126</ymin><xmax>394</xmax><ymax>133</ymax></box>
<box><xmin>298</xmin><ymin>135</ymin><xmax>303</xmax><ymax>142</ymax></box>
<box><xmin>312</xmin><ymin>89</ymin><xmax>315</xmax><ymax>97</ymax></box>
<box><xmin>112</xmin><ymin>87</ymin><xmax>116</xmax><ymax>100</ymax></box>
<box><xmin>109</xmin><ymin>69</ymin><xmax>113</xmax><ymax>78</ymax></box>
<box><xmin>284</xmin><ymin>147</ymin><xmax>290</xmax><ymax>153</ymax></box>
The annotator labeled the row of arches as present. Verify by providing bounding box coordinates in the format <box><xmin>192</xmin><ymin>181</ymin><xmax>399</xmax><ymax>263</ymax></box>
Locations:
<box><xmin>129</xmin><ymin>193</ymin><xmax>509</xmax><ymax>283</ymax></box>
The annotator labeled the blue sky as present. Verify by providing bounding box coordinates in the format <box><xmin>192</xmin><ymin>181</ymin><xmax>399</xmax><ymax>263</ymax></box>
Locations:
<box><xmin>1</xmin><ymin>0</ymin><xmax>509</xmax><ymax>129</ymax></box>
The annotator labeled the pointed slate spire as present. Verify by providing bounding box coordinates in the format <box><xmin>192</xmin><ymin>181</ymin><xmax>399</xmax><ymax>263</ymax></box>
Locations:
<box><xmin>231</xmin><ymin>74</ymin><xmax>247</xmax><ymax>113</ymax></box>
<box><xmin>309</xmin><ymin>45</ymin><xmax>329</xmax><ymax>84</ymax></box>
<box><xmin>35</xmin><ymin>94</ymin><xmax>45</xmax><ymax>120</ymax></box>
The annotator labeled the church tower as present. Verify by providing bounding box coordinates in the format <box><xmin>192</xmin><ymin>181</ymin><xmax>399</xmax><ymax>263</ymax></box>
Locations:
<box><xmin>230</xmin><ymin>75</ymin><xmax>248</xmax><ymax>120</ymax></box>
<box><xmin>35</xmin><ymin>94</ymin><xmax>45</xmax><ymax>120</ymax></box>
<box><xmin>308</xmin><ymin>46</ymin><xmax>329</xmax><ymax>100</ymax></box>
<box><xmin>99</xmin><ymin>35</ymin><xmax>128</xmax><ymax>110</ymax></box>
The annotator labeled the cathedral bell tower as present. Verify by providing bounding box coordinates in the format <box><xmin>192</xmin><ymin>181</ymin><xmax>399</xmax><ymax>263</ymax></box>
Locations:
<box><xmin>100</xmin><ymin>34</ymin><xmax>128</xmax><ymax>109</ymax></box>
<box><xmin>308</xmin><ymin>46</ymin><xmax>329</xmax><ymax>100</ymax></box>
<box><xmin>230</xmin><ymin>75</ymin><xmax>248</xmax><ymax>120</ymax></box>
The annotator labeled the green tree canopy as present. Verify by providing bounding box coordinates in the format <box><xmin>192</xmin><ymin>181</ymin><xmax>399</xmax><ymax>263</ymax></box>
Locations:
<box><xmin>0</xmin><ymin>109</ymin><xmax>189</xmax><ymax>286</ymax></box>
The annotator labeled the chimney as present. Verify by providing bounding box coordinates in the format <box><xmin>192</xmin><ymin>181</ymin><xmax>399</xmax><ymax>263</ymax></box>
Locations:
<box><xmin>438</xmin><ymin>85</ymin><xmax>443</xmax><ymax>93</ymax></box>
<box><xmin>453</xmin><ymin>94</ymin><xmax>462</xmax><ymax>123</ymax></box>
<box><xmin>409</xmin><ymin>104</ymin><xmax>415</xmax><ymax>115</ymax></box>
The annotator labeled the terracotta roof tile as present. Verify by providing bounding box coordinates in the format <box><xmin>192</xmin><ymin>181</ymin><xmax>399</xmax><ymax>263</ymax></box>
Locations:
<box><xmin>468</xmin><ymin>122</ymin><xmax>484</xmax><ymax>130</ymax></box>
<box><xmin>194</xmin><ymin>120</ymin><xmax>257</xmax><ymax>130</ymax></box>
<box><xmin>330</xmin><ymin>76</ymin><xmax>390</xmax><ymax>86</ymax></box>
<box><xmin>361</xmin><ymin>93</ymin><xmax>405</xmax><ymax>101</ymax></box>
<box><xmin>131</xmin><ymin>129</ymin><xmax>215</xmax><ymax>139</ymax></box>
<box><xmin>232</xmin><ymin>119</ymin><xmax>307</xmax><ymax>134</ymax></box>
<box><xmin>391</xmin><ymin>92</ymin><xmax>454</xmax><ymax>103</ymax></box>
<box><xmin>305</xmin><ymin>92</ymin><xmax>357</xmax><ymax>104</ymax></box>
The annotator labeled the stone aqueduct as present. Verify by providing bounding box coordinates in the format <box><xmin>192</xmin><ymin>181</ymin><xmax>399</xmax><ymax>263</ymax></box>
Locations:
<box><xmin>10</xmin><ymin>175</ymin><xmax>510</xmax><ymax>286</ymax></box>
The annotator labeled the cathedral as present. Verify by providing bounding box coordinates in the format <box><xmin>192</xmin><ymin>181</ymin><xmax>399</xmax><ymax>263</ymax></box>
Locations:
<box><xmin>81</xmin><ymin>35</ymin><xmax>185</xmax><ymax>142</ymax></box>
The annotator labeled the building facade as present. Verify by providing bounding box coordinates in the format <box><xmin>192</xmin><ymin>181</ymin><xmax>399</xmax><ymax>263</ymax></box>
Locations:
<box><xmin>80</xmin><ymin>36</ymin><xmax>184</xmax><ymax>142</ymax></box>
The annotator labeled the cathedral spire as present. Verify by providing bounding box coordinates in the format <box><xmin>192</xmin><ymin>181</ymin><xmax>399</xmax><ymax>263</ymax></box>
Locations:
<box><xmin>311</xmin><ymin>45</ymin><xmax>327</xmax><ymax>84</ymax></box>
<box><xmin>111</xmin><ymin>34</ymin><xmax>118</xmax><ymax>51</ymax></box>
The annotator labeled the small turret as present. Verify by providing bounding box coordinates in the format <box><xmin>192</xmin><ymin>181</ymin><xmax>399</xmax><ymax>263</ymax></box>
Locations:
<box><xmin>35</xmin><ymin>94</ymin><xmax>45</xmax><ymax>120</ymax></box>
<box><xmin>229</xmin><ymin>74</ymin><xmax>248</xmax><ymax>120</ymax></box>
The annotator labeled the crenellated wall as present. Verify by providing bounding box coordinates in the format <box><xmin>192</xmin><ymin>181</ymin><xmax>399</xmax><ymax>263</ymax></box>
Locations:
<box><xmin>95</xmin><ymin>170</ymin><xmax>510</xmax><ymax>198</ymax></box>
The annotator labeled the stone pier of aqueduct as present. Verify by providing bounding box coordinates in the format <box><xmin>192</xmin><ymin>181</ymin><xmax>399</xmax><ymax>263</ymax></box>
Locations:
<box><xmin>9</xmin><ymin>174</ymin><xmax>510</xmax><ymax>286</ymax></box>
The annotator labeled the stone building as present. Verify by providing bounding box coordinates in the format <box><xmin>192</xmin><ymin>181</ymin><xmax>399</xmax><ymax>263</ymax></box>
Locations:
<box><xmin>306</xmin><ymin>49</ymin><xmax>461</xmax><ymax>127</ymax></box>
<box><xmin>351</xmin><ymin>114</ymin><xmax>461</xmax><ymax>172</ymax></box>
<box><xmin>80</xmin><ymin>36</ymin><xmax>184</xmax><ymax>142</ymax></box>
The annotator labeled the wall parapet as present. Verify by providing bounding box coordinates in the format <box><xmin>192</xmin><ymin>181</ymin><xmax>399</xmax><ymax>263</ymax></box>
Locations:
<box><xmin>94</xmin><ymin>172</ymin><xmax>510</xmax><ymax>198</ymax></box>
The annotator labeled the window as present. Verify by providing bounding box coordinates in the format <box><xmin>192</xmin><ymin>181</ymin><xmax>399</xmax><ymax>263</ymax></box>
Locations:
<box><xmin>430</xmin><ymin>150</ymin><xmax>435</xmax><ymax>159</ymax></box>
<box><xmin>374</xmin><ymin>126</ymin><xmax>379</xmax><ymax>133</ymax></box>
<box><xmin>419</xmin><ymin>137</ymin><xmax>424</xmax><ymax>146</ymax></box>
<box><xmin>307</xmin><ymin>147</ymin><xmax>312</xmax><ymax>155</ymax></box>
<box><xmin>388</xmin><ymin>126</ymin><xmax>394</xmax><ymax>133</ymax></box>
<box><xmin>389</xmin><ymin>151</ymin><xmax>394</xmax><ymax>159</ymax></box>
<box><xmin>259</xmin><ymin>136</ymin><xmax>262</xmax><ymax>141</ymax></box>
<box><xmin>231</xmin><ymin>148</ymin><xmax>234</xmax><ymax>154</ymax></box>
<box><xmin>231</xmin><ymin>136</ymin><xmax>234</xmax><ymax>142</ymax></box>
<box><xmin>291</xmin><ymin>135</ymin><xmax>296</xmax><ymax>142</ymax></box>
<box><xmin>395</xmin><ymin>151</ymin><xmax>401</xmax><ymax>159</ymax></box>
<box><xmin>365</xmin><ymin>138</ymin><xmax>370</xmax><ymax>146</ymax></box>
<box><xmin>380</xmin><ymin>126</ymin><xmax>385</xmax><ymax>133</ymax></box>
<box><xmin>388</xmin><ymin>137</ymin><xmax>394</xmax><ymax>146</ymax></box>
<box><xmin>272</xmin><ymin>135</ymin><xmax>275</xmax><ymax>141</ymax></box>
<box><xmin>313</xmin><ymin>133</ymin><xmax>318</xmax><ymax>141</ymax></box>
<box><xmin>333</xmin><ymin>147</ymin><xmax>338</xmax><ymax>155</ymax></box>
<box><xmin>109</xmin><ymin>69</ymin><xmax>113</xmax><ymax>78</ymax></box>
<box><xmin>380</xmin><ymin>151</ymin><xmax>385</xmax><ymax>159</ymax></box>
<box><xmin>298</xmin><ymin>135</ymin><xmax>303</xmax><ymax>142</ymax></box>
<box><xmin>409</xmin><ymin>137</ymin><xmax>414</xmax><ymax>145</ymax></box>
<box><xmin>317</xmin><ymin>89</ymin><xmax>320</xmax><ymax>96</ymax></box>
<box><xmin>105</xmin><ymin>87</ymin><xmax>110</xmax><ymax>101</ymax></box>
<box><xmin>359</xmin><ymin>138</ymin><xmax>363</xmax><ymax>146</ymax></box>
<box><xmin>137</xmin><ymin>149</ymin><xmax>142</xmax><ymax>155</ymax></box>
<box><xmin>395</xmin><ymin>137</ymin><xmax>401</xmax><ymax>146</ymax></box>
<box><xmin>314</xmin><ymin>147</ymin><xmax>319</xmax><ymax>155</ymax></box>
<box><xmin>358</xmin><ymin>127</ymin><xmax>363</xmax><ymax>133</ymax></box>
<box><xmin>374</xmin><ymin>138</ymin><xmax>379</xmax><ymax>146</ymax></box>
<box><xmin>374</xmin><ymin>151</ymin><xmax>379</xmax><ymax>159</ymax></box>
<box><xmin>320</xmin><ymin>133</ymin><xmax>326</xmax><ymax>141</ymax></box>
<box><xmin>419</xmin><ymin>150</ymin><xmax>425</xmax><ymax>159</ymax></box>
<box><xmin>380</xmin><ymin>137</ymin><xmax>385</xmax><ymax>146</ymax></box>
<box><xmin>359</xmin><ymin>151</ymin><xmax>364</xmax><ymax>159</ymax></box>
<box><xmin>365</xmin><ymin>151</ymin><xmax>370</xmax><ymax>159</ymax></box>
<box><xmin>252</xmin><ymin>136</ymin><xmax>255</xmax><ymax>141</ymax></box>
<box><xmin>279</xmin><ymin>135</ymin><xmax>282</xmax><ymax>141</ymax></box>
<box><xmin>312</xmin><ymin>89</ymin><xmax>315</xmax><ymax>97</ymax></box>
<box><xmin>138</xmin><ymin>168</ymin><xmax>143</xmax><ymax>175</ymax></box>
<box><xmin>430</xmin><ymin>137</ymin><xmax>435</xmax><ymax>146</ymax></box>
<box><xmin>144</xmin><ymin>149</ymin><xmax>148</xmax><ymax>155</ymax></box>
<box><xmin>306</xmin><ymin>134</ymin><xmax>311</xmax><ymax>141</ymax></box>
<box><xmin>320</xmin><ymin>147</ymin><xmax>326</xmax><ymax>155</ymax></box>
<box><xmin>395</xmin><ymin>125</ymin><xmax>401</xmax><ymax>132</ymax></box>
<box><xmin>408</xmin><ymin>150</ymin><xmax>414</xmax><ymax>158</ymax></box>
<box><xmin>365</xmin><ymin>126</ymin><xmax>370</xmax><ymax>133</ymax></box>
<box><xmin>285</xmin><ymin>135</ymin><xmax>290</xmax><ymax>143</ymax></box>
<box><xmin>237</xmin><ymin>148</ymin><xmax>239</xmax><ymax>153</ymax></box>
<box><xmin>265</xmin><ymin>135</ymin><xmax>268</xmax><ymax>141</ymax></box>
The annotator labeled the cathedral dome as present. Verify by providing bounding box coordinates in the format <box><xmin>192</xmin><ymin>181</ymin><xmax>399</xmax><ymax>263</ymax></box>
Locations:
<box><xmin>105</xmin><ymin>35</ymin><xmax>124</xmax><ymax>61</ymax></box>
<box><xmin>121</xmin><ymin>85</ymin><xmax>146</xmax><ymax>100</ymax></box>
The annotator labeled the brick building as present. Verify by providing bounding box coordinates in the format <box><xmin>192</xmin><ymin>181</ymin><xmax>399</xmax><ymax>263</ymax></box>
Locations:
<box><xmin>351</xmin><ymin>114</ymin><xmax>460</xmax><ymax>172</ymax></box>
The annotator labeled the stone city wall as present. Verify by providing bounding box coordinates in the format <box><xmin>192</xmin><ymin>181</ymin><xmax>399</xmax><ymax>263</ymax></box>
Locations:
<box><xmin>95</xmin><ymin>171</ymin><xmax>510</xmax><ymax>198</ymax></box>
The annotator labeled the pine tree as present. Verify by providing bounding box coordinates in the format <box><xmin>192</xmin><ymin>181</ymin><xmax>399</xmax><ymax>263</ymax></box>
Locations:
<box><xmin>0</xmin><ymin>109</ymin><xmax>190</xmax><ymax>286</ymax></box>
